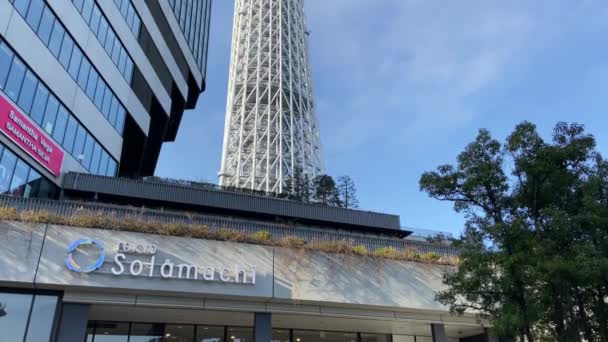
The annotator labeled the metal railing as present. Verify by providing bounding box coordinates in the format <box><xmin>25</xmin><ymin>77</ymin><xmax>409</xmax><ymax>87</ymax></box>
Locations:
<box><xmin>0</xmin><ymin>195</ymin><xmax>460</xmax><ymax>257</ymax></box>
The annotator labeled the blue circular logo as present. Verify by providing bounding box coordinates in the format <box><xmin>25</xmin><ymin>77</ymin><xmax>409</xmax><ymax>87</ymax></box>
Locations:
<box><xmin>65</xmin><ymin>238</ymin><xmax>105</xmax><ymax>273</ymax></box>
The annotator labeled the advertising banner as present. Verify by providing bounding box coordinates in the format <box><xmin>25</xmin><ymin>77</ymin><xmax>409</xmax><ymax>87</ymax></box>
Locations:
<box><xmin>0</xmin><ymin>95</ymin><xmax>64</xmax><ymax>176</ymax></box>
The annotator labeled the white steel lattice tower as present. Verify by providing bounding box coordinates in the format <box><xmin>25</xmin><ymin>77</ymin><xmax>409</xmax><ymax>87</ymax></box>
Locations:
<box><xmin>219</xmin><ymin>0</ymin><xmax>323</xmax><ymax>193</ymax></box>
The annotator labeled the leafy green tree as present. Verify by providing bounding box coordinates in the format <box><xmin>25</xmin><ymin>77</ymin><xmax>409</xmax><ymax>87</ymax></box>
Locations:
<box><xmin>337</xmin><ymin>175</ymin><xmax>359</xmax><ymax>209</ymax></box>
<box><xmin>313</xmin><ymin>174</ymin><xmax>341</xmax><ymax>206</ymax></box>
<box><xmin>420</xmin><ymin>122</ymin><xmax>608</xmax><ymax>341</ymax></box>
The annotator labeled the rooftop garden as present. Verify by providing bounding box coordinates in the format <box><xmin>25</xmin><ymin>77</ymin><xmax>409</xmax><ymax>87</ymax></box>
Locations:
<box><xmin>0</xmin><ymin>206</ymin><xmax>459</xmax><ymax>266</ymax></box>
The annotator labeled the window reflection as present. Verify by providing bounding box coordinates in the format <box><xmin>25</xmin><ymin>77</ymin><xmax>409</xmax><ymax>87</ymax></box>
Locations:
<box><xmin>226</xmin><ymin>327</ymin><xmax>253</xmax><ymax>342</ymax></box>
<box><xmin>272</xmin><ymin>329</ymin><xmax>290</xmax><ymax>342</ymax></box>
<box><xmin>0</xmin><ymin>292</ymin><xmax>33</xmax><ymax>342</ymax></box>
<box><xmin>92</xmin><ymin>321</ymin><xmax>130</xmax><ymax>342</ymax></box>
<box><xmin>130</xmin><ymin>323</ymin><xmax>164</xmax><ymax>342</ymax></box>
<box><xmin>293</xmin><ymin>330</ymin><xmax>358</xmax><ymax>342</ymax></box>
<box><xmin>196</xmin><ymin>325</ymin><xmax>224</xmax><ymax>342</ymax></box>
<box><xmin>24</xmin><ymin>295</ymin><xmax>59</xmax><ymax>342</ymax></box>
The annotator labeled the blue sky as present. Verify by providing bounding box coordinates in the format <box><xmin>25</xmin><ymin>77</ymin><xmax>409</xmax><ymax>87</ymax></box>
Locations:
<box><xmin>156</xmin><ymin>0</ymin><xmax>608</xmax><ymax>237</ymax></box>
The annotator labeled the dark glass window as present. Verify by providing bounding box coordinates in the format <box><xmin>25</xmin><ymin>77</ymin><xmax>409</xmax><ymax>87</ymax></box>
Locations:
<box><xmin>272</xmin><ymin>329</ymin><xmax>290</xmax><ymax>342</ymax></box>
<box><xmin>42</xmin><ymin>95</ymin><xmax>59</xmax><ymax>134</ymax></box>
<box><xmin>82</xmin><ymin>133</ymin><xmax>94</xmax><ymax>169</ymax></box>
<box><xmin>52</xmin><ymin>105</ymin><xmax>69</xmax><ymax>143</ymax></box>
<box><xmin>48</xmin><ymin>21</ymin><xmax>66</xmax><ymax>57</ymax></box>
<box><xmin>0</xmin><ymin>148</ymin><xmax>18</xmax><ymax>193</ymax></box>
<box><xmin>361</xmin><ymin>334</ymin><xmax>392</xmax><ymax>342</ymax></box>
<box><xmin>197</xmin><ymin>326</ymin><xmax>225</xmax><ymax>342</ymax></box>
<box><xmin>24</xmin><ymin>168</ymin><xmax>41</xmax><ymax>198</ymax></box>
<box><xmin>14</xmin><ymin>0</ymin><xmax>31</xmax><ymax>16</ymax></box>
<box><xmin>164</xmin><ymin>324</ymin><xmax>195</xmax><ymax>342</ymax></box>
<box><xmin>227</xmin><ymin>327</ymin><xmax>254</xmax><ymax>342</ymax></box>
<box><xmin>25</xmin><ymin>0</ymin><xmax>45</xmax><ymax>30</ymax></box>
<box><xmin>58</xmin><ymin>35</ymin><xmax>74</xmax><ymax>68</ymax></box>
<box><xmin>0</xmin><ymin>292</ymin><xmax>33</xmax><ymax>342</ymax></box>
<box><xmin>30</xmin><ymin>82</ymin><xmax>49</xmax><ymax>125</ymax></box>
<box><xmin>0</xmin><ymin>42</ymin><xmax>14</xmax><ymax>90</ymax></box>
<box><xmin>9</xmin><ymin>159</ymin><xmax>29</xmax><ymax>196</ymax></box>
<box><xmin>68</xmin><ymin>47</ymin><xmax>83</xmax><ymax>79</ymax></box>
<box><xmin>24</xmin><ymin>295</ymin><xmax>59</xmax><ymax>342</ymax></box>
<box><xmin>62</xmin><ymin>115</ymin><xmax>78</xmax><ymax>152</ymax></box>
<box><xmin>129</xmin><ymin>323</ymin><xmax>163</xmax><ymax>342</ymax></box>
<box><xmin>90</xmin><ymin>321</ymin><xmax>129</xmax><ymax>342</ymax></box>
<box><xmin>293</xmin><ymin>330</ymin><xmax>358</xmax><ymax>342</ymax></box>
<box><xmin>17</xmin><ymin>70</ymin><xmax>38</xmax><ymax>113</ymax></box>
<box><xmin>77</xmin><ymin>59</ymin><xmax>91</xmax><ymax>89</ymax></box>
<box><xmin>90</xmin><ymin>141</ymin><xmax>101</xmax><ymax>173</ymax></box>
<box><xmin>5</xmin><ymin>57</ymin><xmax>26</xmax><ymax>101</ymax></box>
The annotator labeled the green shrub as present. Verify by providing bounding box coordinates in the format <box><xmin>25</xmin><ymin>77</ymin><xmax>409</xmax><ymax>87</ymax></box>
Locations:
<box><xmin>351</xmin><ymin>245</ymin><xmax>368</xmax><ymax>255</ymax></box>
<box><xmin>253</xmin><ymin>230</ymin><xmax>272</xmax><ymax>242</ymax></box>
<box><xmin>373</xmin><ymin>247</ymin><xmax>397</xmax><ymax>258</ymax></box>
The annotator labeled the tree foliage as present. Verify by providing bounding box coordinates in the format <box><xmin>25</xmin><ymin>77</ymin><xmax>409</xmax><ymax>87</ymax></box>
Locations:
<box><xmin>420</xmin><ymin>122</ymin><xmax>608</xmax><ymax>341</ymax></box>
<box><xmin>313</xmin><ymin>174</ymin><xmax>341</xmax><ymax>206</ymax></box>
<box><xmin>337</xmin><ymin>175</ymin><xmax>359</xmax><ymax>209</ymax></box>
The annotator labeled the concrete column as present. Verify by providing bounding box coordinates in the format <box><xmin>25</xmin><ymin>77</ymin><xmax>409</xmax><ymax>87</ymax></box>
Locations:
<box><xmin>431</xmin><ymin>324</ymin><xmax>447</xmax><ymax>342</ymax></box>
<box><xmin>254</xmin><ymin>312</ymin><xmax>272</xmax><ymax>342</ymax></box>
<box><xmin>55</xmin><ymin>303</ymin><xmax>90</xmax><ymax>342</ymax></box>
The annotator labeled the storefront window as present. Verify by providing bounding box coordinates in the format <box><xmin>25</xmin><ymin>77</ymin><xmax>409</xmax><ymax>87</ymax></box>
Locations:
<box><xmin>293</xmin><ymin>330</ymin><xmax>358</xmax><ymax>342</ymax></box>
<box><xmin>196</xmin><ymin>325</ymin><xmax>225</xmax><ymax>342</ymax></box>
<box><xmin>226</xmin><ymin>327</ymin><xmax>253</xmax><ymax>342</ymax></box>
<box><xmin>165</xmin><ymin>324</ymin><xmax>195</xmax><ymax>342</ymax></box>
<box><xmin>90</xmin><ymin>321</ymin><xmax>130</xmax><ymax>342</ymax></box>
<box><xmin>0</xmin><ymin>292</ymin><xmax>33</xmax><ymax>342</ymax></box>
<box><xmin>361</xmin><ymin>334</ymin><xmax>392</xmax><ymax>342</ymax></box>
<box><xmin>129</xmin><ymin>323</ymin><xmax>164</xmax><ymax>342</ymax></box>
<box><xmin>272</xmin><ymin>329</ymin><xmax>290</xmax><ymax>342</ymax></box>
<box><xmin>24</xmin><ymin>295</ymin><xmax>59</xmax><ymax>342</ymax></box>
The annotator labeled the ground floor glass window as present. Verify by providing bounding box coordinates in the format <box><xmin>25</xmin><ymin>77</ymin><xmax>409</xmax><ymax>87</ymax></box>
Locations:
<box><xmin>86</xmin><ymin>322</ymin><xmax>392</xmax><ymax>342</ymax></box>
<box><xmin>0</xmin><ymin>291</ymin><xmax>59</xmax><ymax>342</ymax></box>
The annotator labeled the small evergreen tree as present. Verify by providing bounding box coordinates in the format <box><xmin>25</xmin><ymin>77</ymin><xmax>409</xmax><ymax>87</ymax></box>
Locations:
<box><xmin>337</xmin><ymin>175</ymin><xmax>359</xmax><ymax>209</ymax></box>
<box><xmin>313</xmin><ymin>174</ymin><xmax>340</xmax><ymax>206</ymax></box>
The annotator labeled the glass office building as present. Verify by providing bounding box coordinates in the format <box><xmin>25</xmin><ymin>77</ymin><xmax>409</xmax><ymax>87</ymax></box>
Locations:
<box><xmin>0</xmin><ymin>0</ymin><xmax>211</xmax><ymax>197</ymax></box>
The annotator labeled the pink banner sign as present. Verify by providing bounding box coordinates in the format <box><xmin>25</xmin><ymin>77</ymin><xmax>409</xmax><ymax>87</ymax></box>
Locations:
<box><xmin>0</xmin><ymin>94</ymin><xmax>64</xmax><ymax>177</ymax></box>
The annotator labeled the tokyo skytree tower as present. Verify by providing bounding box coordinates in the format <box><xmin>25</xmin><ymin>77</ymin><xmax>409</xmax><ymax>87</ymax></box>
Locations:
<box><xmin>218</xmin><ymin>0</ymin><xmax>323</xmax><ymax>193</ymax></box>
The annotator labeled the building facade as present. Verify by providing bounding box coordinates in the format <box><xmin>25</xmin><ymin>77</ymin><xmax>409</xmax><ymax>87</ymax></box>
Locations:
<box><xmin>0</xmin><ymin>0</ymin><xmax>211</xmax><ymax>198</ymax></box>
<box><xmin>219</xmin><ymin>0</ymin><xmax>324</xmax><ymax>194</ymax></box>
<box><xmin>0</xmin><ymin>175</ymin><xmax>502</xmax><ymax>342</ymax></box>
